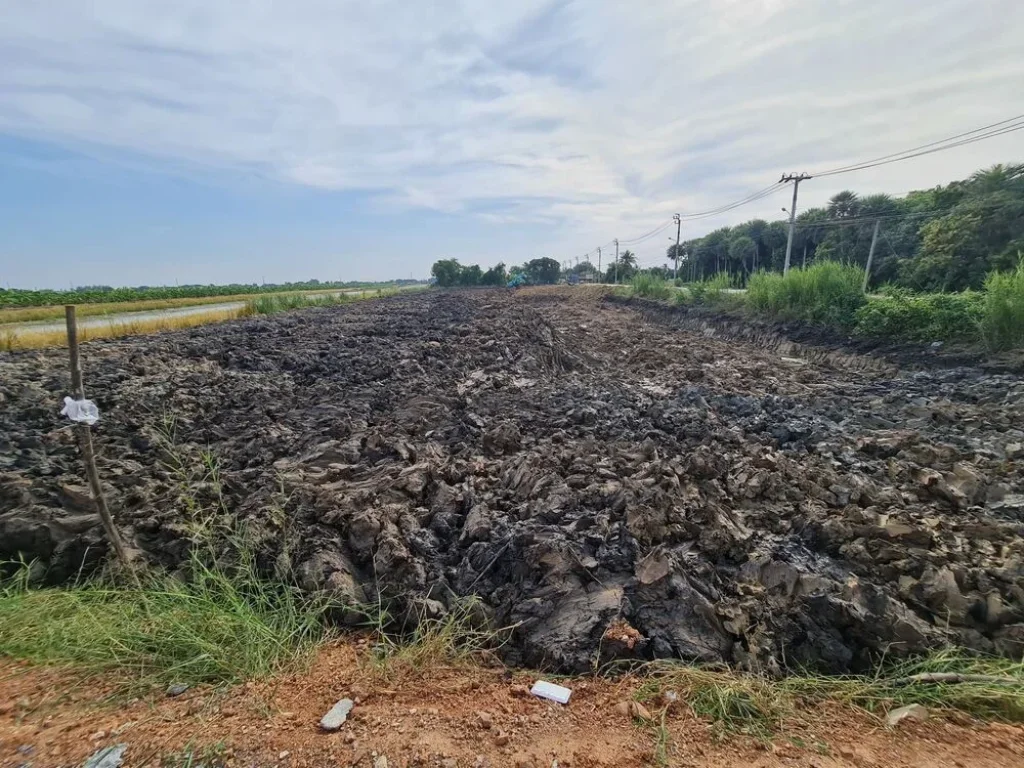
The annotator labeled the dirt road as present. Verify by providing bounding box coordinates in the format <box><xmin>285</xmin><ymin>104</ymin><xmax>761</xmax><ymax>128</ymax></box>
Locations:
<box><xmin>2</xmin><ymin>643</ymin><xmax>1023</xmax><ymax>768</ymax></box>
<box><xmin>1</xmin><ymin>288</ymin><xmax>1023</xmax><ymax>674</ymax></box>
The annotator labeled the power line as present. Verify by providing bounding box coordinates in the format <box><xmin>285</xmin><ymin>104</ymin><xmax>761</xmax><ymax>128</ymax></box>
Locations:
<box><xmin>812</xmin><ymin>115</ymin><xmax>1024</xmax><ymax>178</ymax></box>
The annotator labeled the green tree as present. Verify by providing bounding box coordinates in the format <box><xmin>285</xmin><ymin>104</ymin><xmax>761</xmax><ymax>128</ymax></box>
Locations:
<box><xmin>480</xmin><ymin>262</ymin><xmax>507</xmax><ymax>286</ymax></box>
<box><xmin>728</xmin><ymin>235</ymin><xmax>757</xmax><ymax>276</ymax></box>
<box><xmin>431</xmin><ymin>259</ymin><xmax>462</xmax><ymax>287</ymax></box>
<box><xmin>523</xmin><ymin>257</ymin><xmax>561</xmax><ymax>285</ymax></box>
<box><xmin>458</xmin><ymin>264</ymin><xmax>483</xmax><ymax>286</ymax></box>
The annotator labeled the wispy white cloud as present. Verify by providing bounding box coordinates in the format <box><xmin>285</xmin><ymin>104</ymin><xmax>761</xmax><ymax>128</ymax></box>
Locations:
<box><xmin>1</xmin><ymin>0</ymin><xmax>1022</xmax><ymax>263</ymax></box>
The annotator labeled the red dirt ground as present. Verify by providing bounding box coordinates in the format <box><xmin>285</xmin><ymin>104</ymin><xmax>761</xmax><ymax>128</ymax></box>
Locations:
<box><xmin>1</xmin><ymin>642</ymin><xmax>1022</xmax><ymax>767</ymax></box>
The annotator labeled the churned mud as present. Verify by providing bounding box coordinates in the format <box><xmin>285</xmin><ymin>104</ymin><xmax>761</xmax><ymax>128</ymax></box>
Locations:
<box><xmin>2</xmin><ymin>287</ymin><xmax>1023</xmax><ymax>673</ymax></box>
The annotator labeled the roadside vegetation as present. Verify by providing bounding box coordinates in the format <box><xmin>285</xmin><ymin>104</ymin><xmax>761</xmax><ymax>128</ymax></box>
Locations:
<box><xmin>0</xmin><ymin>279</ymin><xmax>421</xmax><ymax>310</ymax></box>
<box><xmin>624</xmin><ymin>256</ymin><xmax>1024</xmax><ymax>352</ymax></box>
<box><xmin>0</xmin><ymin>288</ymin><xmax>408</xmax><ymax>351</ymax></box>
<box><xmin>1</xmin><ymin>308</ymin><xmax>241</xmax><ymax>351</ymax></box>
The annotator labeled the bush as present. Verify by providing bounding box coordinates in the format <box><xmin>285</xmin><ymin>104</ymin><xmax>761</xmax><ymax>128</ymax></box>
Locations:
<box><xmin>680</xmin><ymin>272</ymin><xmax>735</xmax><ymax>306</ymax></box>
<box><xmin>630</xmin><ymin>273</ymin><xmax>673</xmax><ymax>300</ymax></box>
<box><xmin>854</xmin><ymin>291</ymin><xmax>983</xmax><ymax>343</ymax></box>
<box><xmin>746</xmin><ymin>261</ymin><xmax>865</xmax><ymax>328</ymax></box>
<box><xmin>981</xmin><ymin>260</ymin><xmax>1024</xmax><ymax>350</ymax></box>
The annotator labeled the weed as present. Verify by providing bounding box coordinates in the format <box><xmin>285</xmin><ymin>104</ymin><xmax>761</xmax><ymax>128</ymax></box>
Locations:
<box><xmin>783</xmin><ymin>649</ymin><xmax>1024</xmax><ymax>722</ymax></box>
<box><xmin>679</xmin><ymin>272</ymin><xmax>737</xmax><ymax>307</ymax></box>
<box><xmin>0</xmin><ymin>546</ymin><xmax>335</xmax><ymax>689</ymax></box>
<box><xmin>854</xmin><ymin>290</ymin><xmax>983</xmax><ymax>343</ymax></box>
<box><xmin>636</xmin><ymin>664</ymin><xmax>785</xmax><ymax>738</ymax></box>
<box><xmin>746</xmin><ymin>261</ymin><xmax>865</xmax><ymax>328</ymax></box>
<box><xmin>241</xmin><ymin>291</ymin><xmax>354</xmax><ymax>316</ymax></box>
<box><xmin>630</xmin><ymin>273</ymin><xmax>673</xmax><ymax>301</ymax></box>
<box><xmin>158</xmin><ymin>742</ymin><xmax>229</xmax><ymax>768</ymax></box>
<box><xmin>358</xmin><ymin>595</ymin><xmax>512</xmax><ymax>681</ymax></box>
<box><xmin>980</xmin><ymin>258</ymin><xmax>1024</xmax><ymax>350</ymax></box>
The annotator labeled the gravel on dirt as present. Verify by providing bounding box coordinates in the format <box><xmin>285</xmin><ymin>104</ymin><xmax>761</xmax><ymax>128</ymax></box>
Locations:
<box><xmin>1</xmin><ymin>288</ymin><xmax>1023</xmax><ymax>673</ymax></box>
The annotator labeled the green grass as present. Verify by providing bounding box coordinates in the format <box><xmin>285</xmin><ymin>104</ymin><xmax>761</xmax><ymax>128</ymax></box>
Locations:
<box><xmin>630</xmin><ymin>273</ymin><xmax>674</xmax><ymax>300</ymax></box>
<box><xmin>680</xmin><ymin>272</ymin><xmax>737</xmax><ymax>307</ymax></box>
<box><xmin>358</xmin><ymin>595</ymin><xmax>513</xmax><ymax>681</ymax></box>
<box><xmin>980</xmin><ymin>259</ymin><xmax>1024</xmax><ymax>350</ymax></box>
<box><xmin>854</xmin><ymin>289</ymin><xmax>983</xmax><ymax>343</ymax></box>
<box><xmin>634</xmin><ymin>650</ymin><xmax>1024</xmax><ymax>740</ymax></box>
<box><xmin>0</xmin><ymin>548</ymin><xmax>335</xmax><ymax>690</ymax></box>
<box><xmin>746</xmin><ymin>261</ymin><xmax>865</xmax><ymax>328</ymax></box>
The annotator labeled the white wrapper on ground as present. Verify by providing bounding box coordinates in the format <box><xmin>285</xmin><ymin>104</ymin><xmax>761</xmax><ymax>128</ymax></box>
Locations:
<box><xmin>60</xmin><ymin>396</ymin><xmax>100</xmax><ymax>425</ymax></box>
<box><xmin>530</xmin><ymin>680</ymin><xmax>572</xmax><ymax>704</ymax></box>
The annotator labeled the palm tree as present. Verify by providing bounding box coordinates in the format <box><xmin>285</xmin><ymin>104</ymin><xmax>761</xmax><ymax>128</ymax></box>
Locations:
<box><xmin>619</xmin><ymin>250</ymin><xmax>638</xmax><ymax>269</ymax></box>
<box><xmin>970</xmin><ymin>163</ymin><xmax>1024</xmax><ymax>194</ymax></box>
<box><xmin>827</xmin><ymin>190</ymin><xmax>860</xmax><ymax>219</ymax></box>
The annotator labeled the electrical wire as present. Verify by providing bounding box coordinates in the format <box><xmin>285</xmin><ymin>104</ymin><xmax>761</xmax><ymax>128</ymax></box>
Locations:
<box><xmin>812</xmin><ymin>116</ymin><xmax>1024</xmax><ymax>178</ymax></box>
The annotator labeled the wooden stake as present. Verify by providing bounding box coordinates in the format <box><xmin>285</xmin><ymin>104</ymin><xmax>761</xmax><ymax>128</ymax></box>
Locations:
<box><xmin>65</xmin><ymin>305</ymin><xmax>130</xmax><ymax>566</ymax></box>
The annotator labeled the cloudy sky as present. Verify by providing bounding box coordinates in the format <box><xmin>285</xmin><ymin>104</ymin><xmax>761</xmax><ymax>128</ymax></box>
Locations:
<box><xmin>1</xmin><ymin>0</ymin><xmax>1022</xmax><ymax>287</ymax></box>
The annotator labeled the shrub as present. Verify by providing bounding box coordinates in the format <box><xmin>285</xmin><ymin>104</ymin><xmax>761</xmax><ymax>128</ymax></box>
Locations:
<box><xmin>630</xmin><ymin>273</ymin><xmax>673</xmax><ymax>301</ymax></box>
<box><xmin>680</xmin><ymin>272</ymin><xmax>735</xmax><ymax>306</ymax></box>
<box><xmin>746</xmin><ymin>261</ymin><xmax>865</xmax><ymax>328</ymax></box>
<box><xmin>854</xmin><ymin>291</ymin><xmax>983</xmax><ymax>343</ymax></box>
<box><xmin>981</xmin><ymin>260</ymin><xmax>1024</xmax><ymax>351</ymax></box>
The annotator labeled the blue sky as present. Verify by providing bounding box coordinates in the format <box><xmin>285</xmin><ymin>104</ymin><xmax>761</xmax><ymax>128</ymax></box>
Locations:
<box><xmin>1</xmin><ymin>0</ymin><xmax>1022</xmax><ymax>288</ymax></box>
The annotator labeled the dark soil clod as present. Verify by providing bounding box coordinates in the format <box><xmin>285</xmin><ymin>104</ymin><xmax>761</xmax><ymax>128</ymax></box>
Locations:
<box><xmin>2</xmin><ymin>288</ymin><xmax>1022</xmax><ymax>673</ymax></box>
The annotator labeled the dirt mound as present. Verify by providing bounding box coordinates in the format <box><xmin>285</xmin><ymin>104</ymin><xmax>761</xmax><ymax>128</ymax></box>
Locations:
<box><xmin>2</xmin><ymin>289</ymin><xmax>1023</xmax><ymax>673</ymax></box>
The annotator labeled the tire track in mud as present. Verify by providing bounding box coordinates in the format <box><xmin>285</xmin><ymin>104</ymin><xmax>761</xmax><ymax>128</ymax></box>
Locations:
<box><xmin>2</xmin><ymin>288</ymin><xmax>1023</xmax><ymax>673</ymax></box>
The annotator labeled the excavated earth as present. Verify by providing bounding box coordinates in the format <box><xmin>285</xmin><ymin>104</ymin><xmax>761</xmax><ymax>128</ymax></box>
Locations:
<box><xmin>1</xmin><ymin>287</ymin><xmax>1023</xmax><ymax>674</ymax></box>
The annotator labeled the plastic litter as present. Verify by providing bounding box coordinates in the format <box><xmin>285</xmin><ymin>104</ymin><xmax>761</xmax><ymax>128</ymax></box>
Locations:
<box><xmin>82</xmin><ymin>744</ymin><xmax>127</xmax><ymax>768</ymax></box>
<box><xmin>61</xmin><ymin>396</ymin><xmax>100</xmax><ymax>425</ymax></box>
<box><xmin>530</xmin><ymin>680</ymin><xmax>572</xmax><ymax>704</ymax></box>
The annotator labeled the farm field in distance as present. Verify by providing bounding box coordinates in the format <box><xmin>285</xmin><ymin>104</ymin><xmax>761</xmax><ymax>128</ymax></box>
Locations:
<box><xmin>1</xmin><ymin>287</ymin><xmax>1022</xmax><ymax>767</ymax></box>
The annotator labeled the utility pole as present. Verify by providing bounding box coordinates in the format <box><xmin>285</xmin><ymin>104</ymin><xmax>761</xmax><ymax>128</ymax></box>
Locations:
<box><xmin>780</xmin><ymin>173</ymin><xmax>812</xmax><ymax>275</ymax></box>
<box><xmin>863</xmin><ymin>219</ymin><xmax>881</xmax><ymax>293</ymax></box>
<box><xmin>614</xmin><ymin>239</ymin><xmax>619</xmax><ymax>284</ymax></box>
<box><xmin>672</xmin><ymin>213</ymin><xmax>681</xmax><ymax>280</ymax></box>
<box><xmin>597</xmin><ymin>247</ymin><xmax>602</xmax><ymax>280</ymax></box>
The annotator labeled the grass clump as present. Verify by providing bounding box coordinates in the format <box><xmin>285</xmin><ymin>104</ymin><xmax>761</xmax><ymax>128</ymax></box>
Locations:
<box><xmin>854</xmin><ymin>289</ymin><xmax>983</xmax><ymax>343</ymax></box>
<box><xmin>361</xmin><ymin>596</ymin><xmax>511</xmax><ymax>681</ymax></box>
<box><xmin>636</xmin><ymin>663</ymin><xmax>785</xmax><ymax>738</ymax></box>
<box><xmin>980</xmin><ymin>259</ymin><xmax>1024</xmax><ymax>350</ymax></box>
<box><xmin>0</xmin><ymin>548</ymin><xmax>335</xmax><ymax>690</ymax></box>
<box><xmin>241</xmin><ymin>291</ymin><xmax>353</xmax><ymax>316</ymax></box>
<box><xmin>783</xmin><ymin>649</ymin><xmax>1024</xmax><ymax>722</ymax></box>
<box><xmin>678</xmin><ymin>272</ymin><xmax>736</xmax><ymax>307</ymax></box>
<box><xmin>635</xmin><ymin>650</ymin><xmax>1024</xmax><ymax>741</ymax></box>
<box><xmin>747</xmin><ymin>261</ymin><xmax>865</xmax><ymax>328</ymax></box>
<box><xmin>630</xmin><ymin>273</ymin><xmax>673</xmax><ymax>301</ymax></box>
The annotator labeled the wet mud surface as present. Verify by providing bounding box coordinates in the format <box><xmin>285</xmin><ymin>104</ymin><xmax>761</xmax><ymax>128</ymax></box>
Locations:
<box><xmin>2</xmin><ymin>288</ymin><xmax>1023</xmax><ymax>673</ymax></box>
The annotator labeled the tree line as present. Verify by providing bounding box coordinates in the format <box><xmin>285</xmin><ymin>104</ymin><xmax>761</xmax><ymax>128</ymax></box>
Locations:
<box><xmin>667</xmin><ymin>163</ymin><xmax>1023</xmax><ymax>292</ymax></box>
<box><xmin>431</xmin><ymin>257</ymin><xmax>562</xmax><ymax>287</ymax></box>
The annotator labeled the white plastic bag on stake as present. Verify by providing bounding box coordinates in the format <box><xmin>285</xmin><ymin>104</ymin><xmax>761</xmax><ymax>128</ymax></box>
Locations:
<box><xmin>61</xmin><ymin>396</ymin><xmax>100</xmax><ymax>426</ymax></box>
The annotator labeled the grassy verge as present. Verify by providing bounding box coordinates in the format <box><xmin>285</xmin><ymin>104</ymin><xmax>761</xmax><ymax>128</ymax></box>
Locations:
<box><xmin>0</xmin><ymin>308</ymin><xmax>243</xmax><ymax>351</ymax></box>
<box><xmin>1</xmin><ymin>287</ymin><xmax>410</xmax><ymax>350</ymax></box>
<box><xmin>0</xmin><ymin>550</ymin><xmax>334</xmax><ymax>689</ymax></box>
<box><xmin>634</xmin><ymin>650</ymin><xmax>1024</xmax><ymax>740</ymax></box>
<box><xmin>676</xmin><ymin>272</ymin><xmax>740</xmax><ymax>307</ymax></box>
<box><xmin>0</xmin><ymin>289</ymin><xmax>364</xmax><ymax>324</ymax></box>
<box><xmin>981</xmin><ymin>259</ymin><xmax>1024</xmax><ymax>350</ymax></box>
<box><xmin>630</xmin><ymin>273</ymin><xmax>674</xmax><ymax>301</ymax></box>
<box><xmin>746</xmin><ymin>261</ymin><xmax>866</xmax><ymax>328</ymax></box>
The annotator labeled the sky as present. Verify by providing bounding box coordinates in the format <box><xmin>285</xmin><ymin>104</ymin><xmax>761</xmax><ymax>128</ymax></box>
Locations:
<box><xmin>1</xmin><ymin>0</ymin><xmax>1022</xmax><ymax>288</ymax></box>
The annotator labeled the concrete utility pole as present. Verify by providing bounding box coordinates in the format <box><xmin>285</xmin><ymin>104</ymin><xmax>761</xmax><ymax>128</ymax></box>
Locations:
<box><xmin>863</xmin><ymin>219</ymin><xmax>881</xmax><ymax>293</ymax></box>
<box><xmin>780</xmin><ymin>173</ymin><xmax>812</xmax><ymax>275</ymax></box>
<box><xmin>614</xmin><ymin>239</ymin><xmax>619</xmax><ymax>284</ymax></box>
<box><xmin>597</xmin><ymin>247</ymin><xmax>602</xmax><ymax>280</ymax></box>
<box><xmin>673</xmin><ymin>213</ymin><xmax>681</xmax><ymax>280</ymax></box>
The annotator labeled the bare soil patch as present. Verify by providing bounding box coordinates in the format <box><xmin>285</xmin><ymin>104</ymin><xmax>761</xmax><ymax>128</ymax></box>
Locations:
<box><xmin>1</xmin><ymin>287</ymin><xmax>1023</xmax><ymax>673</ymax></box>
